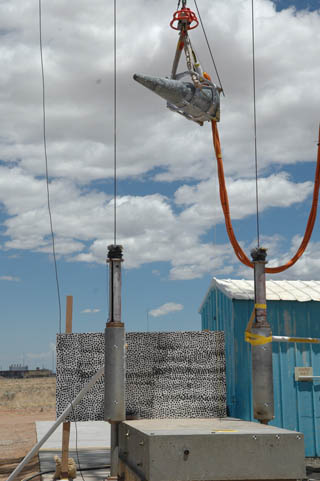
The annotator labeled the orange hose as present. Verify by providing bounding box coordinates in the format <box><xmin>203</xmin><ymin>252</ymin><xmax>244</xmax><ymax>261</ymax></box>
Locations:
<box><xmin>211</xmin><ymin>121</ymin><xmax>320</xmax><ymax>273</ymax></box>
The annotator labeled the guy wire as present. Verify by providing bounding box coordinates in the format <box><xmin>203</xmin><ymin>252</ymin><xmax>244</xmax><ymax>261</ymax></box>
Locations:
<box><xmin>39</xmin><ymin>0</ymin><xmax>62</xmax><ymax>333</ymax></box>
<box><xmin>251</xmin><ymin>0</ymin><xmax>260</xmax><ymax>247</ymax></box>
<box><xmin>193</xmin><ymin>0</ymin><xmax>225</xmax><ymax>97</ymax></box>
<box><xmin>113</xmin><ymin>0</ymin><xmax>117</xmax><ymax>245</ymax></box>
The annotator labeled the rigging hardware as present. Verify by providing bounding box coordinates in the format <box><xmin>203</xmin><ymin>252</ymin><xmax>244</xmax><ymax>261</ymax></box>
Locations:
<box><xmin>170</xmin><ymin>5</ymin><xmax>199</xmax><ymax>31</ymax></box>
<box><xmin>134</xmin><ymin>0</ymin><xmax>221</xmax><ymax>126</ymax></box>
<box><xmin>193</xmin><ymin>0</ymin><xmax>225</xmax><ymax>96</ymax></box>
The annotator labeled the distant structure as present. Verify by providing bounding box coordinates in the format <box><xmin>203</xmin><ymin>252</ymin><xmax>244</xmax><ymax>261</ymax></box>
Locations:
<box><xmin>0</xmin><ymin>364</ymin><xmax>53</xmax><ymax>379</ymax></box>
<box><xmin>9</xmin><ymin>364</ymin><xmax>28</xmax><ymax>371</ymax></box>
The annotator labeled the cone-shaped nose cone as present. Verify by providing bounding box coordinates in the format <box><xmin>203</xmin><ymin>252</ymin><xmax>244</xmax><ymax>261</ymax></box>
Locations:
<box><xmin>133</xmin><ymin>73</ymin><xmax>220</xmax><ymax>123</ymax></box>
<box><xmin>133</xmin><ymin>73</ymin><xmax>194</xmax><ymax>106</ymax></box>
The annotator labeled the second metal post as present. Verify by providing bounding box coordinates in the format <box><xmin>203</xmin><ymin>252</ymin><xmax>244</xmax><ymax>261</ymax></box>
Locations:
<box><xmin>251</xmin><ymin>247</ymin><xmax>274</xmax><ymax>424</ymax></box>
<box><xmin>105</xmin><ymin>245</ymin><xmax>125</xmax><ymax>480</ymax></box>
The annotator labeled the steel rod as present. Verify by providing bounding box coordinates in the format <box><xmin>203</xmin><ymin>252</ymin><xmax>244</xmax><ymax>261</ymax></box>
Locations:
<box><xmin>171</xmin><ymin>31</ymin><xmax>185</xmax><ymax>79</ymax></box>
<box><xmin>297</xmin><ymin>376</ymin><xmax>320</xmax><ymax>381</ymax></box>
<box><xmin>272</xmin><ymin>335</ymin><xmax>320</xmax><ymax>344</ymax></box>
<box><xmin>6</xmin><ymin>366</ymin><xmax>104</xmax><ymax>481</ymax></box>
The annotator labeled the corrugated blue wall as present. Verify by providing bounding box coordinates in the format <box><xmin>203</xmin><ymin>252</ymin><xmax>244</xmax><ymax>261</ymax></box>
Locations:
<box><xmin>202</xmin><ymin>287</ymin><xmax>235</xmax><ymax>411</ymax></box>
<box><xmin>200</xmin><ymin>286</ymin><xmax>320</xmax><ymax>457</ymax></box>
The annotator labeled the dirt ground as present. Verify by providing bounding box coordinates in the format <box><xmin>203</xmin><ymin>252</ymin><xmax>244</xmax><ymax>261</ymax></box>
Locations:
<box><xmin>0</xmin><ymin>377</ymin><xmax>56</xmax><ymax>481</ymax></box>
<box><xmin>1</xmin><ymin>376</ymin><xmax>320</xmax><ymax>481</ymax></box>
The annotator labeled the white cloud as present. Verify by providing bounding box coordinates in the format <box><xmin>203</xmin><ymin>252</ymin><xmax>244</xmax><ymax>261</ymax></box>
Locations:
<box><xmin>0</xmin><ymin>0</ymin><xmax>319</xmax><ymax>183</ymax></box>
<box><xmin>81</xmin><ymin>308</ymin><xmax>101</xmax><ymax>314</ymax></box>
<box><xmin>0</xmin><ymin>167</ymin><xmax>315</xmax><ymax>280</ymax></box>
<box><xmin>149</xmin><ymin>302</ymin><xmax>184</xmax><ymax>318</ymax></box>
<box><xmin>265</xmin><ymin>236</ymin><xmax>320</xmax><ymax>281</ymax></box>
<box><xmin>170</xmin><ymin>243</ymin><xmax>236</xmax><ymax>280</ymax></box>
<box><xmin>235</xmin><ymin>234</ymin><xmax>320</xmax><ymax>281</ymax></box>
<box><xmin>175</xmin><ymin>172</ymin><xmax>313</xmax><ymax>228</ymax></box>
<box><xmin>0</xmin><ymin>275</ymin><xmax>20</xmax><ymax>282</ymax></box>
<box><xmin>0</xmin><ymin>0</ymin><xmax>319</xmax><ymax>281</ymax></box>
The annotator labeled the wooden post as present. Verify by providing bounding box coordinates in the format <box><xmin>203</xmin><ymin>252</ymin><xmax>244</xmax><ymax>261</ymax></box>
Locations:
<box><xmin>61</xmin><ymin>296</ymin><xmax>73</xmax><ymax>479</ymax></box>
<box><xmin>65</xmin><ymin>296</ymin><xmax>73</xmax><ymax>335</ymax></box>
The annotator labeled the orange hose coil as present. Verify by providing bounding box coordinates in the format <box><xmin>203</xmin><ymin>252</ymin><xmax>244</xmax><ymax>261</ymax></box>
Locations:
<box><xmin>211</xmin><ymin>120</ymin><xmax>320</xmax><ymax>273</ymax></box>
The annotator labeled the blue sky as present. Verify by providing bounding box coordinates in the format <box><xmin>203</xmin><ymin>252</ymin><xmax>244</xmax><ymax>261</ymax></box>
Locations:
<box><xmin>274</xmin><ymin>0</ymin><xmax>319</xmax><ymax>9</ymax></box>
<box><xmin>0</xmin><ymin>0</ymin><xmax>319</xmax><ymax>370</ymax></box>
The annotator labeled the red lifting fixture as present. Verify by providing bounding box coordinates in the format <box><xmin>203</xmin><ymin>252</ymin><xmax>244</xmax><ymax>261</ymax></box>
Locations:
<box><xmin>170</xmin><ymin>7</ymin><xmax>199</xmax><ymax>31</ymax></box>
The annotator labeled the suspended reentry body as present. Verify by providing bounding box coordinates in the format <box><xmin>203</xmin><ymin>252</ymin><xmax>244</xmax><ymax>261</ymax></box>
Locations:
<box><xmin>133</xmin><ymin>73</ymin><xmax>220</xmax><ymax>125</ymax></box>
<box><xmin>133</xmin><ymin>2</ymin><xmax>221</xmax><ymax>125</ymax></box>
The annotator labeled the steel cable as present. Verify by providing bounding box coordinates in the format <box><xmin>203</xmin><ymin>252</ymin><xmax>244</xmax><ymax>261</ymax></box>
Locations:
<box><xmin>251</xmin><ymin>0</ymin><xmax>260</xmax><ymax>247</ymax></box>
<box><xmin>113</xmin><ymin>0</ymin><xmax>117</xmax><ymax>245</ymax></box>
<box><xmin>39</xmin><ymin>0</ymin><xmax>62</xmax><ymax>333</ymax></box>
<box><xmin>193</xmin><ymin>0</ymin><xmax>225</xmax><ymax>96</ymax></box>
<box><xmin>39</xmin><ymin>6</ymin><xmax>84</xmax><ymax>480</ymax></box>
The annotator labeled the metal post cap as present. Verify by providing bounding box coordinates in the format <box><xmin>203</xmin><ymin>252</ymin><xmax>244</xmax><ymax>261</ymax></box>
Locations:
<box><xmin>251</xmin><ymin>246</ymin><xmax>267</xmax><ymax>262</ymax></box>
<box><xmin>107</xmin><ymin>244</ymin><xmax>123</xmax><ymax>261</ymax></box>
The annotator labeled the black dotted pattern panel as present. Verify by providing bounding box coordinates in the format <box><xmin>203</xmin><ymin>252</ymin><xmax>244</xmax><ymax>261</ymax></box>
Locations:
<box><xmin>56</xmin><ymin>331</ymin><xmax>226</xmax><ymax>422</ymax></box>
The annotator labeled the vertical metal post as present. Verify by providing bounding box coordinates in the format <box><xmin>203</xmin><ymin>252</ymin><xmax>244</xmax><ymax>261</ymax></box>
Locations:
<box><xmin>110</xmin><ymin>423</ymin><xmax>119</xmax><ymax>478</ymax></box>
<box><xmin>251</xmin><ymin>247</ymin><xmax>274</xmax><ymax>424</ymax></box>
<box><xmin>105</xmin><ymin>244</ymin><xmax>125</xmax><ymax>480</ymax></box>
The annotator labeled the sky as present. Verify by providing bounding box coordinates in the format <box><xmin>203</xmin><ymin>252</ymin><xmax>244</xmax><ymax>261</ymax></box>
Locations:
<box><xmin>0</xmin><ymin>0</ymin><xmax>319</xmax><ymax>370</ymax></box>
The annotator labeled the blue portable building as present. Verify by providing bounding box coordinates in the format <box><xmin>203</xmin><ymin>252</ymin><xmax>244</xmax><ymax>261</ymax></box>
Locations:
<box><xmin>199</xmin><ymin>278</ymin><xmax>320</xmax><ymax>457</ymax></box>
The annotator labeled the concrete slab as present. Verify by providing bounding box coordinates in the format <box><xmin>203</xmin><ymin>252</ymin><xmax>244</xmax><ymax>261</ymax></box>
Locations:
<box><xmin>36</xmin><ymin>421</ymin><xmax>110</xmax><ymax>450</ymax></box>
<box><xmin>38</xmin><ymin>449</ymin><xmax>110</xmax><ymax>469</ymax></box>
<box><xmin>36</xmin><ymin>421</ymin><xmax>111</xmax><ymax>481</ymax></box>
<box><xmin>122</xmin><ymin>417</ymin><xmax>304</xmax><ymax>436</ymax></box>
